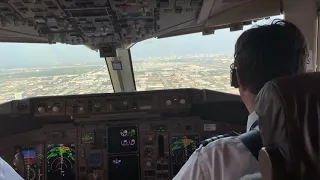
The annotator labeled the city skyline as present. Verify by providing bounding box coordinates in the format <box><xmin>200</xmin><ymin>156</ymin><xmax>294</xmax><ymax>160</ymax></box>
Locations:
<box><xmin>0</xmin><ymin>54</ymin><xmax>238</xmax><ymax>104</ymax></box>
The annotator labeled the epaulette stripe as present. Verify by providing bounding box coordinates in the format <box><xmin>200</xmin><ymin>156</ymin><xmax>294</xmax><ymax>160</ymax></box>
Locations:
<box><xmin>200</xmin><ymin>133</ymin><xmax>231</xmax><ymax>147</ymax></box>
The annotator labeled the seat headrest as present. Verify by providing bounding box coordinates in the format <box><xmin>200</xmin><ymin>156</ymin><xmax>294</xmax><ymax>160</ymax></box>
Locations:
<box><xmin>255</xmin><ymin>72</ymin><xmax>320</xmax><ymax>179</ymax></box>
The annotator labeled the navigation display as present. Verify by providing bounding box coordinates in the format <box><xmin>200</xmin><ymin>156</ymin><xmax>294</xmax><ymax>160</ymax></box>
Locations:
<box><xmin>47</xmin><ymin>144</ymin><xmax>76</xmax><ymax>180</ymax></box>
<box><xmin>108</xmin><ymin>155</ymin><xmax>139</xmax><ymax>180</ymax></box>
<box><xmin>171</xmin><ymin>135</ymin><xmax>199</xmax><ymax>176</ymax></box>
<box><xmin>108</xmin><ymin>126</ymin><xmax>138</xmax><ymax>153</ymax></box>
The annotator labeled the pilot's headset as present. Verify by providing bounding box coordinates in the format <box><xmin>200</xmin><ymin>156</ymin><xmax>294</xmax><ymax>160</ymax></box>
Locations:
<box><xmin>255</xmin><ymin>73</ymin><xmax>320</xmax><ymax>180</ymax></box>
<box><xmin>230</xmin><ymin>63</ymin><xmax>239</xmax><ymax>88</ymax></box>
<box><xmin>230</xmin><ymin>49</ymin><xmax>240</xmax><ymax>88</ymax></box>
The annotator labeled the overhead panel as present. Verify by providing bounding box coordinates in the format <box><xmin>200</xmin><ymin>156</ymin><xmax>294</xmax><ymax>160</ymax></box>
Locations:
<box><xmin>157</xmin><ymin>0</ymin><xmax>202</xmax><ymax>31</ymax></box>
<box><xmin>0</xmin><ymin>0</ymin><xmax>204</xmax><ymax>49</ymax></box>
<box><xmin>209</xmin><ymin>0</ymin><xmax>251</xmax><ymax>17</ymax></box>
<box><xmin>0</xmin><ymin>0</ymin><xmax>284</xmax><ymax>48</ymax></box>
<box><xmin>0</xmin><ymin>1</ymin><xmax>43</xmax><ymax>38</ymax></box>
<box><xmin>205</xmin><ymin>0</ymin><xmax>281</xmax><ymax>27</ymax></box>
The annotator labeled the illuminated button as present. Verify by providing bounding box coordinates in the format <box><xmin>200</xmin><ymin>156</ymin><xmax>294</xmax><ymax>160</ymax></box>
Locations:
<box><xmin>52</xmin><ymin>106</ymin><xmax>59</xmax><ymax>112</ymax></box>
<box><xmin>180</xmin><ymin>99</ymin><xmax>186</xmax><ymax>104</ymax></box>
<box><xmin>79</xmin><ymin>107</ymin><xmax>84</xmax><ymax>112</ymax></box>
<box><xmin>165</xmin><ymin>100</ymin><xmax>171</xmax><ymax>106</ymax></box>
<box><xmin>38</xmin><ymin>107</ymin><xmax>45</xmax><ymax>113</ymax></box>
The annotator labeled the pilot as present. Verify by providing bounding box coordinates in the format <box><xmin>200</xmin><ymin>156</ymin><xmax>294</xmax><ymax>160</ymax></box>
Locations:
<box><xmin>0</xmin><ymin>156</ymin><xmax>23</xmax><ymax>180</ymax></box>
<box><xmin>173</xmin><ymin>19</ymin><xmax>308</xmax><ymax>180</ymax></box>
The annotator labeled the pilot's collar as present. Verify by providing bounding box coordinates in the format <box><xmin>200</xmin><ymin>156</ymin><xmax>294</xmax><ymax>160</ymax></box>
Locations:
<box><xmin>246</xmin><ymin>111</ymin><xmax>259</xmax><ymax>132</ymax></box>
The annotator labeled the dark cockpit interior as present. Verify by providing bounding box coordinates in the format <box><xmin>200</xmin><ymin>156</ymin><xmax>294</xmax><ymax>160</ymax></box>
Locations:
<box><xmin>0</xmin><ymin>88</ymin><xmax>248</xmax><ymax>180</ymax></box>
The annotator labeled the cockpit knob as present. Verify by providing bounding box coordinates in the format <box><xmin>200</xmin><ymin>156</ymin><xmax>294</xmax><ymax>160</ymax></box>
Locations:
<box><xmin>38</xmin><ymin>107</ymin><xmax>45</xmax><ymax>113</ymax></box>
<box><xmin>94</xmin><ymin>103</ymin><xmax>100</xmax><ymax>108</ymax></box>
<box><xmin>165</xmin><ymin>100</ymin><xmax>171</xmax><ymax>106</ymax></box>
<box><xmin>180</xmin><ymin>99</ymin><xmax>186</xmax><ymax>104</ymax></box>
<box><xmin>52</xmin><ymin>106</ymin><xmax>59</xmax><ymax>112</ymax></box>
<box><xmin>79</xmin><ymin>107</ymin><xmax>84</xmax><ymax>112</ymax></box>
<box><xmin>146</xmin><ymin>161</ymin><xmax>152</xmax><ymax>167</ymax></box>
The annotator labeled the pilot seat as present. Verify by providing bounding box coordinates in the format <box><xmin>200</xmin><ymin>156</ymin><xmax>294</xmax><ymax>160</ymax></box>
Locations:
<box><xmin>255</xmin><ymin>72</ymin><xmax>320</xmax><ymax>180</ymax></box>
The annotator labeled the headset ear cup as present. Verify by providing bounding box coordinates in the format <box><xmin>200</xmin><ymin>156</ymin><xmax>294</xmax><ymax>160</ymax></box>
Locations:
<box><xmin>231</xmin><ymin>69</ymin><xmax>239</xmax><ymax>88</ymax></box>
<box><xmin>259</xmin><ymin>147</ymin><xmax>286</xmax><ymax>180</ymax></box>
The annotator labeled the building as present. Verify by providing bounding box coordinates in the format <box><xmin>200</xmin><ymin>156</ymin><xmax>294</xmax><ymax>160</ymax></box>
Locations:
<box><xmin>14</xmin><ymin>92</ymin><xmax>26</xmax><ymax>100</ymax></box>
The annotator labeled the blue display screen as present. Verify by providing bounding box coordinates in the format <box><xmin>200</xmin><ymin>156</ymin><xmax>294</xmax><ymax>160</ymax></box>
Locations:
<box><xmin>22</xmin><ymin>150</ymin><xmax>36</xmax><ymax>158</ymax></box>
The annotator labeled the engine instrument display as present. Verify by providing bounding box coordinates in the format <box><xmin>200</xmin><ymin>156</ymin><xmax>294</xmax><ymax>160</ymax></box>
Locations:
<box><xmin>47</xmin><ymin>144</ymin><xmax>76</xmax><ymax>180</ymax></box>
<box><xmin>171</xmin><ymin>135</ymin><xmax>200</xmax><ymax>176</ymax></box>
<box><xmin>81</xmin><ymin>132</ymin><xmax>94</xmax><ymax>144</ymax></box>
<box><xmin>108</xmin><ymin>126</ymin><xmax>138</xmax><ymax>153</ymax></box>
<box><xmin>108</xmin><ymin>155</ymin><xmax>139</xmax><ymax>180</ymax></box>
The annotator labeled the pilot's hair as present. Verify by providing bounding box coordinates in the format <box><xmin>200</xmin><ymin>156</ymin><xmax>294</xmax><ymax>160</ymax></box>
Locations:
<box><xmin>234</xmin><ymin>19</ymin><xmax>308</xmax><ymax>94</ymax></box>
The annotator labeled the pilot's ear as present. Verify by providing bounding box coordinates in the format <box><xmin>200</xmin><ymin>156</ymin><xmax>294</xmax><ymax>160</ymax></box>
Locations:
<box><xmin>236</xmin><ymin>69</ymin><xmax>247</xmax><ymax>91</ymax></box>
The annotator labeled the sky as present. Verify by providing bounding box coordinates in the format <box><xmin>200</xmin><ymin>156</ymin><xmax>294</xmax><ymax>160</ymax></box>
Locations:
<box><xmin>0</xmin><ymin>16</ymin><xmax>282</xmax><ymax>69</ymax></box>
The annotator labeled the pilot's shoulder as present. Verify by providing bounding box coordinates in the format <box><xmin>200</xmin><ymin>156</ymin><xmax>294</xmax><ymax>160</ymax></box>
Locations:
<box><xmin>196</xmin><ymin>136</ymin><xmax>247</xmax><ymax>155</ymax></box>
<box><xmin>0</xmin><ymin>157</ymin><xmax>24</xmax><ymax>180</ymax></box>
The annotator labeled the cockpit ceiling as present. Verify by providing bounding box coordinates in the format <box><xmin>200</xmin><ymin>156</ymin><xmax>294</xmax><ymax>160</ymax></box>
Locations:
<box><xmin>0</xmin><ymin>0</ymin><xmax>281</xmax><ymax>50</ymax></box>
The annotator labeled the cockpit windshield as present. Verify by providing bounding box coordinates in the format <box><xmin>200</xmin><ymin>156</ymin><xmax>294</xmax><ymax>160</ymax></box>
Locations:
<box><xmin>131</xmin><ymin>30</ymin><xmax>243</xmax><ymax>94</ymax></box>
<box><xmin>0</xmin><ymin>44</ymin><xmax>113</xmax><ymax>104</ymax></box>
<box><xmin>0</xmin><ymin>16</ymin><xmax>282</xmax><ymax>104</ymax></box>
<box><xmin>131</xmin><ymin>16</ymin><xmax>283</xmax><ymax>94</ymax></box>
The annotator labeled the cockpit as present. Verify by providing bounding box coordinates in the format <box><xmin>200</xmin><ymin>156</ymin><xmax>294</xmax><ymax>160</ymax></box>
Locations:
<box><xmin>0</xmin><ymin>0</ymin><xmax>319</xmax><ymax>180</ymax></box>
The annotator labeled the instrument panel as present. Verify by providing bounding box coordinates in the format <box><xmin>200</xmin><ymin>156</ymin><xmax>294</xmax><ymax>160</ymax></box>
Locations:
<box><xmin>0</xmin><ymin>88</ymin><xmax>248</xmax><ymax>180</ymax></box>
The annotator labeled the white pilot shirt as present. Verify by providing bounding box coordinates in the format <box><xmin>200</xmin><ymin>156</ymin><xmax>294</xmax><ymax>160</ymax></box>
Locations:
<box><xmin>173</xmin><ymin>112</ymin><xmax>259</xmax><ymax>180</ymax></box>
<box><xmin>0</xmin><ymin>158</ymin><xmax>23</xmax><ymax>180</ymax></box>
<box><xmin>239</xmin><ymin>173</ymin><xmax>262</xmax><ymax>180</ymax></box>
